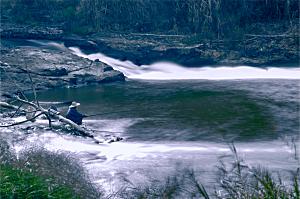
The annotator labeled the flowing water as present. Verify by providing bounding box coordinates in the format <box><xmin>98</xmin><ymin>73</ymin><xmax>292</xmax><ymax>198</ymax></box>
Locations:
<box><xmin>8</xmin><ymin>40</ymin><xmax>300</xmax><ymax>194</ymax></box>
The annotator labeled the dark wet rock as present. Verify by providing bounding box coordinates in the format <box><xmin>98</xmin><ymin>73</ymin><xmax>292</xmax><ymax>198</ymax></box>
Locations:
<box><xmin>99</xmin><ymin>72</ymin><xmax>125</xmax><ymax>83</ymax></box>
<box><xmin>108</xmin><ymin>136</ymin><xmax>123</xmax><ymax>143</ymax></box>
<box><xmin>62</xmin><ymin>36</ymin><xmax>99</xmax><ymax>52</ymax></box>
<box><xmin>38</xmin><ymin>68</ymin><xmax>68</xmax><ymax>76</ymax></box>
<box><xmin>70</xmin><ymin>71</ymin><xmax>125</xmax><ymax>85</ymax></box>
<box><xmin>94</xmin><ymin>140</ymin><xmax>101</xmax><ymax>144</ymax></box>
<box><xmin>23</xmin><ymin>126</ymin><xmax>35</xmax><ymax>131</ymax></box>
<box><xmin>103</xmin><ymin>66</ymin><xmax>114</xmax><ymax>72</ymax></box>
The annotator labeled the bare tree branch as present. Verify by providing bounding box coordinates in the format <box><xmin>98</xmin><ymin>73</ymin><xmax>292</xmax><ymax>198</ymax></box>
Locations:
<box><xmin>0</xmin><ymin>112</ymin><xmax>43</xmax><ymax>127</ymax></box>
<box><xmin>10</xmin><ymin>102</ymin><xmax>25</xmax><ymax>118</ymax></box>
<box><xmin>2</xmin><ymin>69</ymin><xmax>95</xmax><ymax>139</ymax></box>
<box><xmin>25</xmin><ymin>66</ymin><xmax>39</xmax><ymax>107</ymax></box>
<box><xmin>11</xmin><ymin>95</ymin><xmax>91</xmax><ymax>136</ymax></box>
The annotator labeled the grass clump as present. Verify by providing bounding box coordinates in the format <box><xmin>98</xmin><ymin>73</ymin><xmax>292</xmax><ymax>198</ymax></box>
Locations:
<box><xmin>0</xmin><ymin>138</ymin><xmax>102</xmax><ymax>199</ymax></box>
<box><xmin>0</xmin><ymin>165</ymin><xmax>76</xmax><ymax>198</ymax></box>
<box><xmin>117</xmin><ymin>175</ymin><xmax>184</xmax><ymax>199</ymax></box>
<box><xmin>215</xmin><ymin>143</ymin><xmax>300</xmax><ymax>199</ymax></box>
<box><xmin>16</xmin><ymin>148</ymin><xmax>102</xmax><ymax>199</ymax></box>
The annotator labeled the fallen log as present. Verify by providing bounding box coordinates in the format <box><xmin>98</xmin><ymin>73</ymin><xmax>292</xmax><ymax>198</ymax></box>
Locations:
<box><xmin>1</xmin><ymin>65</ymin><xmax>97</xmax><ymax>140</ymax></box>
<box><xmin>53</xmin><ymin>114</ymin><xmax>87</xmax><ymax>135</ymax></box>
<box><xmin>17</xmin><ymin>96</ymin><xmax>93</xmax><ymax>136</ymax></box>
<box><xmin>1</xmin><ymin>96</ymin><xmax>93</xmax><ymax>137</ymax></box>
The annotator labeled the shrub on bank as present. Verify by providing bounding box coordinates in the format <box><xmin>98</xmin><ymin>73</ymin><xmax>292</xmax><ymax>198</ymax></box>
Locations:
<box><xmin>17</xmin><ymin>148</ymin><xmax>103</xmax><ymax>199</ymax></box>
<box><xmin>0</xmin><ymin>138</ymin><xmax>102</xmax><ymax>199</ymax></box>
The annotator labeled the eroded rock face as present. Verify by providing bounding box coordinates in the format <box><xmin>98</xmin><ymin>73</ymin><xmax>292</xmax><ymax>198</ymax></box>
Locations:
<box><xmin>88</xmin><ymin>33</ymin><xmax>299</xmax><ymax>67</ymax></box>
<box><xmin>0</xmin><ymin>40</ymin><xmax>125</xmax><ymax>100</ymax></box>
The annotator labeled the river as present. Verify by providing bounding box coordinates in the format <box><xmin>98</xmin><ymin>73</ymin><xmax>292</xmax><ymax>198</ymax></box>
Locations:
<box><xmin>10</xmin><ymin>41</ymin><xmax>300</xmax><ymax>195</ymax></box>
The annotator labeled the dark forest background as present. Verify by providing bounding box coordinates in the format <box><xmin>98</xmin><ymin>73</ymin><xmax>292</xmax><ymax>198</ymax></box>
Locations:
<box><xmin>1</xmin><ymin>0</ymin><xmax>299</xmax><ymax>38</ymax></box>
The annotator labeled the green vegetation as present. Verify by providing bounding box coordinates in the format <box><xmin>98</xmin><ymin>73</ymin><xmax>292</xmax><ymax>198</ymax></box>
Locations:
<box><xmin>1</xmin><ymin>0</ymin><xmax>299</xmax><ymax>38</ymax></box>
<box><xmin>0</xmin><ymin>165</ymin><xmax>77</xmax><ymax>198</ymax></box>
<box><xmin>0</xmin><ymin>138</ymin><xmax>102</xmax><ymax>199</ymax></box>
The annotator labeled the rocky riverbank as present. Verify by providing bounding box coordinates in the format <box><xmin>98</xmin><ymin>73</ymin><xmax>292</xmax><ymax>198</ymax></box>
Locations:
<box><xmin>0</xmin><ymin>35</ymin><xmax>126</xmax><ymax>142</ymax></box>
<box><xmin>1</xmin><ymin>24</ymin><xmax>299</xmax><ymax>69</ymax></box>
<box><xmin>86</xmin><ymin>32</ymin><xmax>299</xmax><ymax>67</ymax></box>
<box><xmin>0</xmin><ymin>25</ymin><xmax>299</xmax><ymax>67</ymax></box>
<box><xmin>0</xmin><ymin>38</ymin><xmax>125</xmax><ymax>101</ymax></box>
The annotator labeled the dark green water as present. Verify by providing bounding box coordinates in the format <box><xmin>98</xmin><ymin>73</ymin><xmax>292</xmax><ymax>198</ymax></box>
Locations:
<box><xmin>36</xmin><ymin>79</ymin><xmax>300</xmax><ymax>142</ymax></box>
<box><xmin>24</xmin><ymin>79</ymin><xmax>299</xmax><ymax>194</ymax></box>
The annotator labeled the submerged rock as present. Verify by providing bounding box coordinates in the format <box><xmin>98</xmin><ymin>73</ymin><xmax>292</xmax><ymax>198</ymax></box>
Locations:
<box><xmin>107</xmin><ymin>136</ymin><xmax>123</xmax><ymax>144</ymax></box>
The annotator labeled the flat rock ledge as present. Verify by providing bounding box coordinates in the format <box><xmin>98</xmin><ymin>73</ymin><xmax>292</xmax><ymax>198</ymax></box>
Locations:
<box><xmin>0</xmin><ymin>42</ymin><xmax>125</xmax><ymax>100</ymax></box>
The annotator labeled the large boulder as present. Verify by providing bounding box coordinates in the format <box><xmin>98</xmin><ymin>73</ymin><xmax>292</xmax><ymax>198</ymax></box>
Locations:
<box><xmin>0</xmin><ymin>40</ymin><xmax>125</xmax><ymax>100</ymax></box>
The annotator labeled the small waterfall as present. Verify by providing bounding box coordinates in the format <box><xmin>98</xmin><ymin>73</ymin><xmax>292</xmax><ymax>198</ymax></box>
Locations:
<box><xmin>70</xmin><ymin>47</ymin><xmax>300</xmax><ymax>80</ymax></box>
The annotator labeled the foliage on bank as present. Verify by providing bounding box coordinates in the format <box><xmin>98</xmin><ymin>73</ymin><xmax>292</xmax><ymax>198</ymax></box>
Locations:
<box><xmin>0</xmin><ymin>165</ymin><xmax>77</xmax><ymax>198</ymax></box>
<box><xmin>0</xmin><ymin>138</ymin><xmax>102</xmax><ymax>199</ymax></box>
<box><xmin>1</xmin><ymin>0</ymin><xmax>299</xmax><ymax>38</ymax></box>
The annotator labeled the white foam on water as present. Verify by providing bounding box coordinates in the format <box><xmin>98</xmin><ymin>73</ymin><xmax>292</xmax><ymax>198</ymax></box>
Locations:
<box><xmin>85</xmin><ymin>118</ymin><xmax>142</xmax><ymax>133</ymax></box>
<box><xmin>70</xmin><ymin>47</ymin><xmax>300</xmax><ymax>80</ymax></box>
<box><xmin>12</xmin><ymin>132</ymin><xmax>297</xmax><ymax>195</ymax></box>
<box><xmin>15</xmin><ymin>134</ymin><xmax>293</xmax><ymax>163</ymax></box>
<box><xmin>28</xmin><ymin>40</ymin><xmax>67</xmax><ymax>51</ymax></box>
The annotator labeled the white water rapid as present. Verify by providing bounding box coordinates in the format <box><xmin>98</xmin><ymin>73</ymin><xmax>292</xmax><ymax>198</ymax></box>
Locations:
<box><xmin>70</xmin><ymin>47</ymin><xmax>300</xmax><ymax>80</ymax></box>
